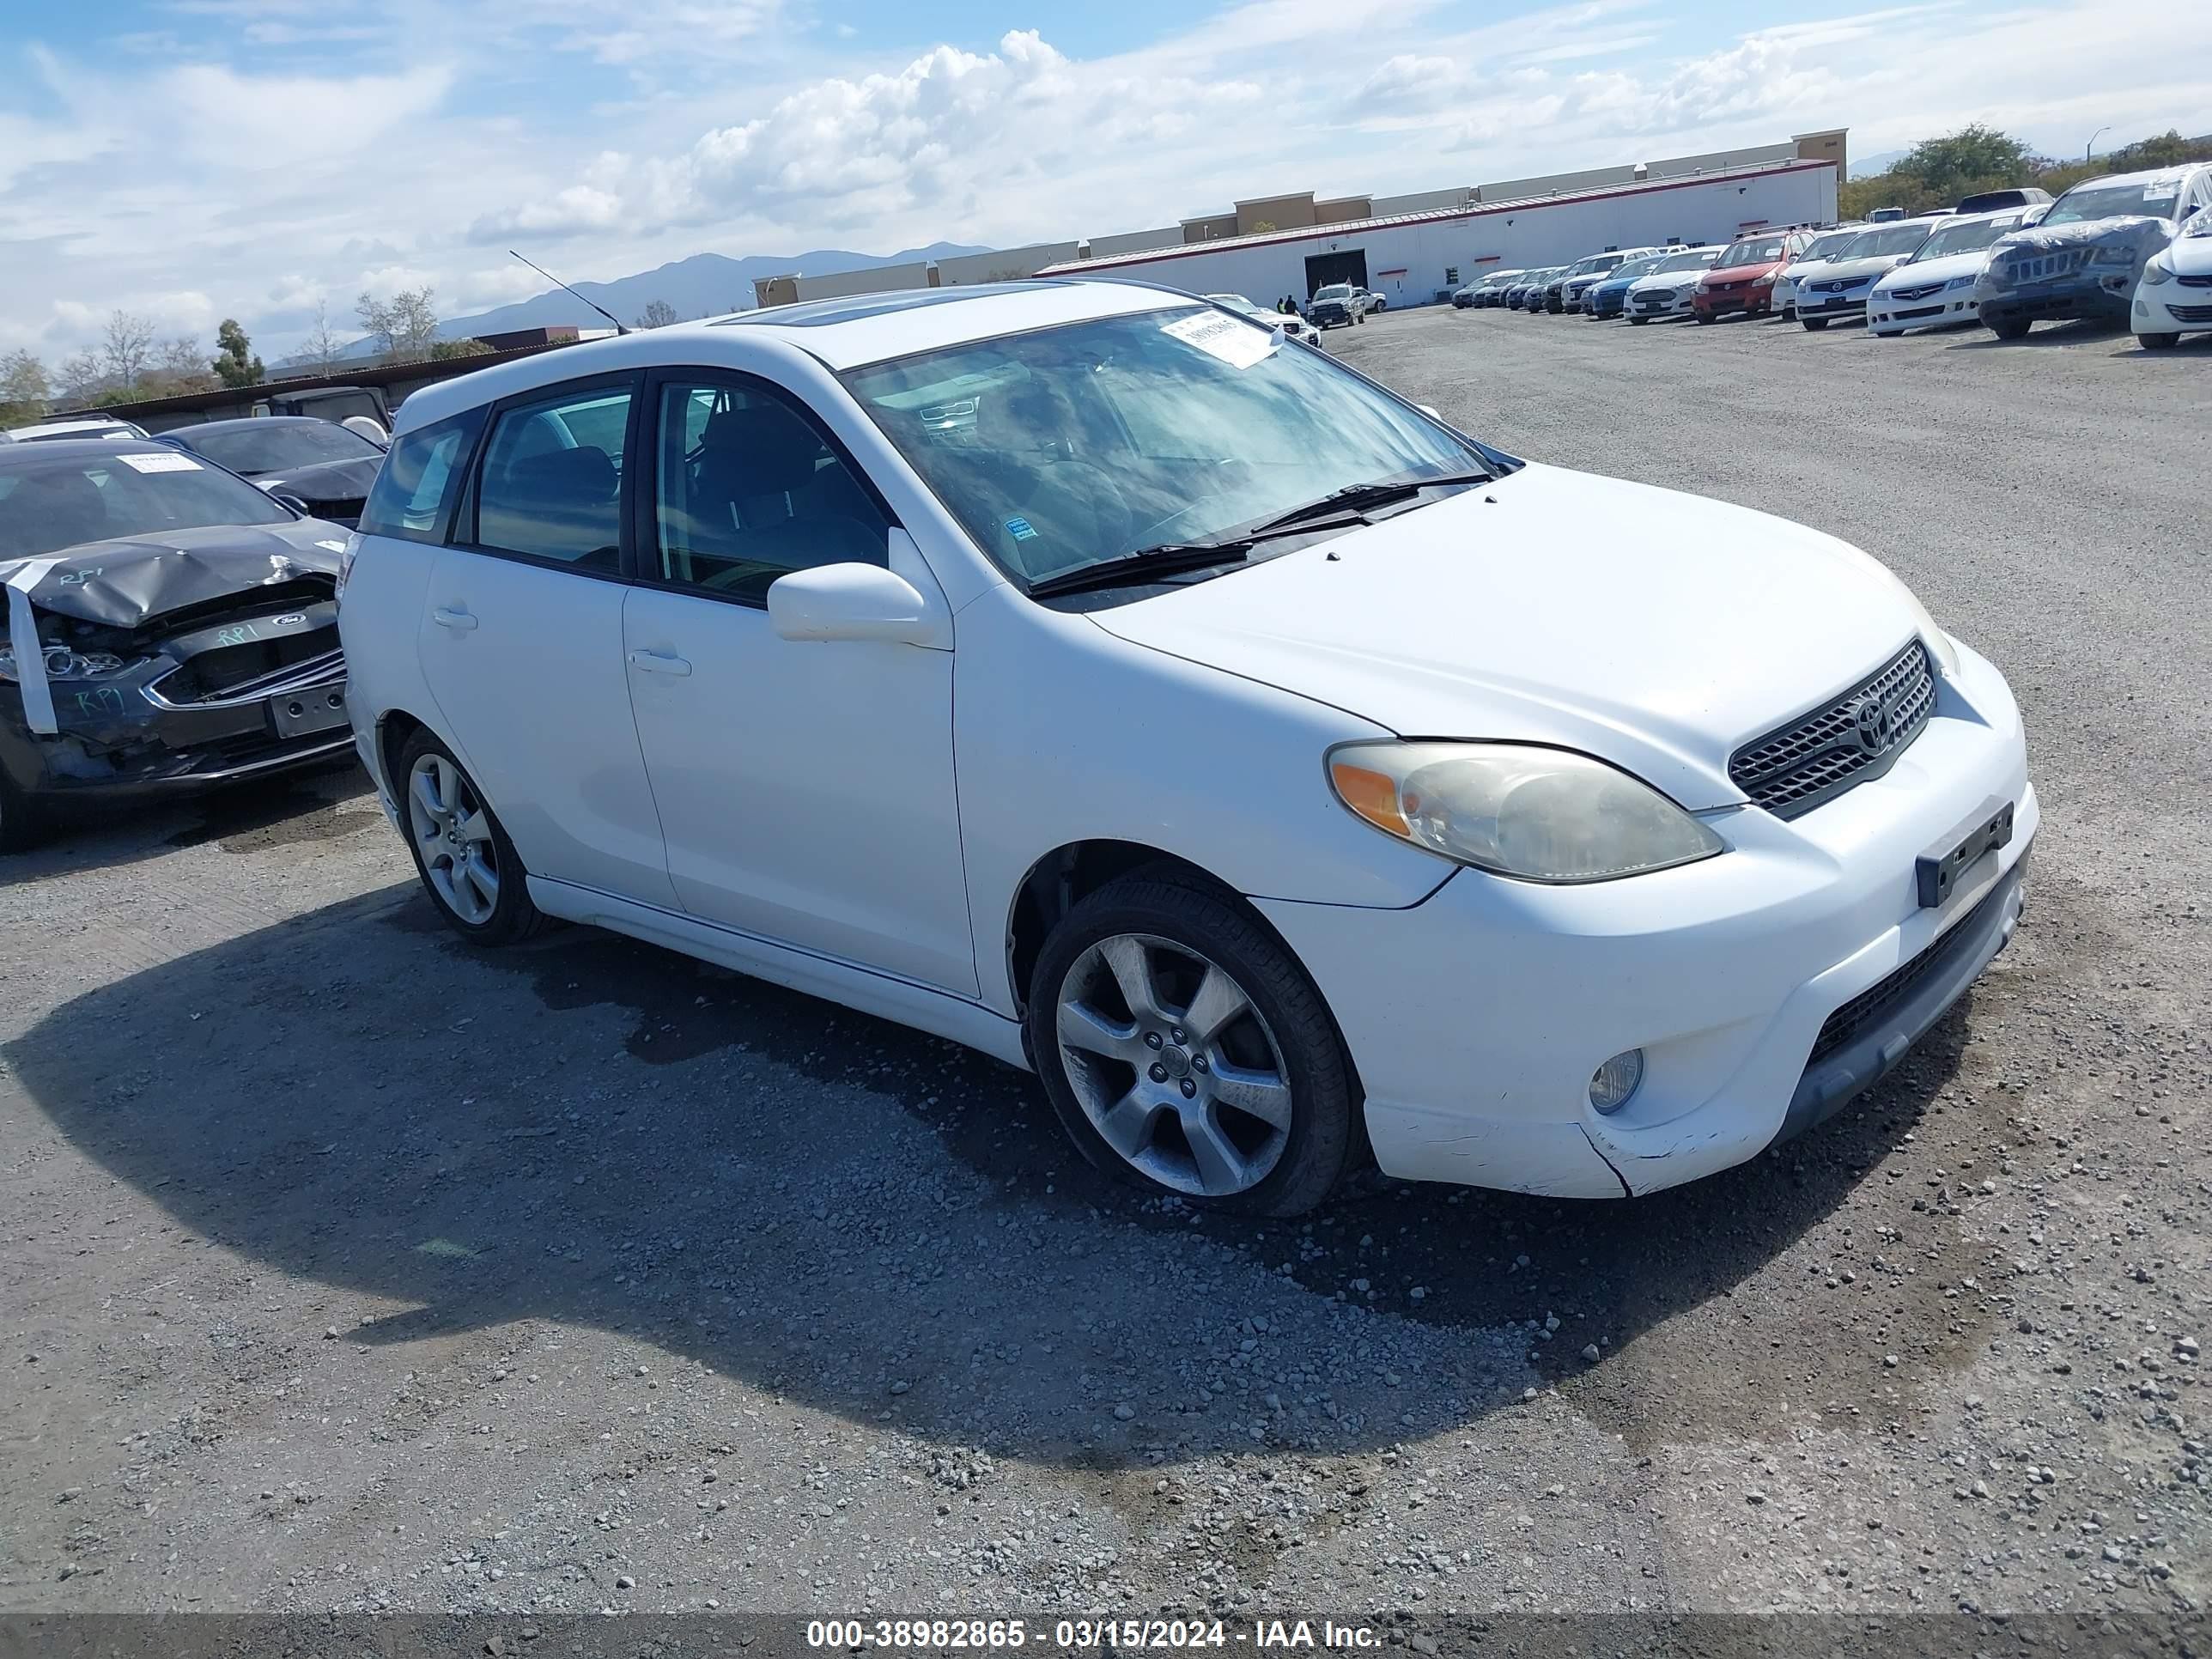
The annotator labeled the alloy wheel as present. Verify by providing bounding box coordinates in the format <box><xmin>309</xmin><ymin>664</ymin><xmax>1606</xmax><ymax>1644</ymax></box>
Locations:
<box><xmin>1054</xmin><ymin>933</ymin><xmax>1293</xmax><ymax>1199</ymax></box>
<box><xmin>406</xmin><ymin>751</ymin><xmax>500</xmax><ymax>926</ymax></box>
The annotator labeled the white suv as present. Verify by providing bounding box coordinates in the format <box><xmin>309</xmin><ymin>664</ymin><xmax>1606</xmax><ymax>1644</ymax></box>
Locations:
<box><xmin>338</xmin><ymin>280</ymin><xmax>2033</xmax><ymax>1212</ymax></box>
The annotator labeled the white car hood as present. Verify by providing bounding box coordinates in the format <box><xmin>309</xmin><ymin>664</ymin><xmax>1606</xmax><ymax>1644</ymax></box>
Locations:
<box><xmin>1875</xmin><ymin>249</ymin><xmax>1992</xmax><ymax>290</ymax></box>
<box><xmin>2164</xmin><ymin>219</ymin><xmax>2212</xmax><ymax>276</ymax></box>
<box><xmin>1626</xmin><ymin>270</ymin><xmax>1699</xmax><ymax>294</ymax></box>
<box><xmin>1089</xmin><ymin>463</ymin><xmax>1929</xmax><ymax>811</ymax></box>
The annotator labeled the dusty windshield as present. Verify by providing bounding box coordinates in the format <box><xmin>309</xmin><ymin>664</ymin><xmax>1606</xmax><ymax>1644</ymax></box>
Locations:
<box><xmin>0</xmin><ymin>449</ymin><xmax>291</xmax><ymax>558</ymax></box>
<box><xmin>1913</xmin><ymin>216</ymin><xmax>2020</xmax><ymax>259</ymax></box>
<box><xmin>843</xmin><ymin>307</ymin><xmax>1493</xmax><ymax>588</ymax></box>
<box><xmin>1718</xmin><ymin>239</ymin><xmax>1786</xmax><ymax>266</ymax></box>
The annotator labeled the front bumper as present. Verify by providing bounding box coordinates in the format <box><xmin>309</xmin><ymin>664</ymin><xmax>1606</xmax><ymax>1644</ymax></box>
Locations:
<box><xmin>1693</xmin><ymin>284</ymin><xmax>1771</xmax><ymax>319</ymax></box>
<box><xmin>2133</xmin><ymin>285</ymin><xmax>2212</xmax><ymax>336</ymax></box>
<box><xmin>1980</xmin><ymin>272</ymin><xmax>2133</xmax><ymax>328</ymax></box>
<box><xmin>1254</xmin><ymin>637</ymin><xmax>2034</xmax><ymax>1199</ymax></box>
<box><xmin>1629</xmin><ymin>289</ymin><xmax>1693</xmax><ymax>319</ymax></box>
<box><xmin>1796</xmin><ymin>283</ymin><xmax>1879</xmax><ymax>322</ymax></box>
<box><xmin>1</xmin><ymin>662</ymin><xmax>353</xmax><ymax>806</ymax></box>
<box><xmin>1869</xmin><ymin>288</ymin><xmax>1979</xmax><ymax>334</ymax></box>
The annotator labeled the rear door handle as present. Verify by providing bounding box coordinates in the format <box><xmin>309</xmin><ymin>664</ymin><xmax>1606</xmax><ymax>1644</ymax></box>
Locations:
<box><xmin>431</xmin><ymin>606</ymin><xmax>478</xmax><ymax>632</ymax></box>
<box><xmin>628</xmin><ymin>648</ymin><xmax>692</xmax><ymax>677</ymax></box>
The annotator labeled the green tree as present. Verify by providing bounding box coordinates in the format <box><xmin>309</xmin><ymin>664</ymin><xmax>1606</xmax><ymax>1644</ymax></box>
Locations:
<box><xmin>427</xmin><ymin>337</ymin><xmax>494</xmax><ymax>361</ymax></box>
<box><xmin>212</xmin><ymin>319</ymin><xmax>265</xmax><ymax>387</ymax></box>
<box><xmin>0</xmin><ymin>348</ymin><xmax>49</xmax><ymax>425</ymax></box>
<box><xmin>356</xmin><ymin>287</ymin><xmax>440</xmax><ymax>361</ymax></box>
<box><xmin>634</xmin><ymin>299</ymin><xmax>678</xmax><ymax>328</ymax></box>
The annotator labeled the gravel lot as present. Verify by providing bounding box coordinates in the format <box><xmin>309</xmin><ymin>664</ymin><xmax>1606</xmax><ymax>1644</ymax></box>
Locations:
<box><xmin>3</xmin><ymin>302</ymin><xmax>2206</xmax><ymax>1627</ymax></box>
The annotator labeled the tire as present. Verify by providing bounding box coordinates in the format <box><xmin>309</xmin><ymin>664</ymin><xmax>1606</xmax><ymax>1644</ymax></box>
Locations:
<box><xmin>0</xmin><ymin>769</ymin><xmax>51</xmax><ymax>854</ymax></box>
<box><xmin>1802</xmin><ymin>316</ymin><xmax>1831</xmax><ymax>331</ymax></box>
<box><xmin>1694</xmin><ymin>311</ymin><xmax>1716</xmax><ymax>325</ymax></box>
<box><xmin>394</xmin><ymin>728</ymin><xmax>546</xmax><ymax>945</ymax></box>
<box><xmin>1989</xmin><ymin>316</ymin><xmax>2031</xmax><ymax>341</ymax></box>
<box><xmin>1026</xmin><ymin>869</ymin><xmax>1358</xmax><ymax>1217</ymax></box>
<box><xmin>1630</xmin><ymin>316</ymin><xmax>1649</xmax><ymax>325</ymax></box>
<box><xmin>2140</xmin><ymin>332</ymin><xmax>2180</xmax><ymax>351</ymax></box>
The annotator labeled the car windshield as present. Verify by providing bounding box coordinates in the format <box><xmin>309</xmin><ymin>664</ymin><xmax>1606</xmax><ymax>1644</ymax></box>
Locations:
<box><xmin>1314</xmin><ymin>284</ymin><xmax>1354</xmax><ymax>301</ymax></box>
<box><xmin>1653</xmin><ymin>249</ymin><xmax>1717</xmax><ymax>273</ymax></box>
<box><xmin>1717</xmin><ymin>238</ymin><xmax>1786</xmax><ymax>266</ymax></box>
<box><xmin>1912</xmin><ymin>216</ymin><xmax>2020</xmax><ymax>259</ymax></box>
<box><xmin>1605</xmin><ymin>256</ymin><xmax>1664</xmax><ymax>283</ymax></box>
<box><xmin>181</xmin><ymin>421</ymin><xmax>385</xmax><ymax>475</ymax></box>
<box><xmin>1800</xmin><ymin>230</ymin><xmax>1862</xmax><ymax>262</ymax></box>
<box><xmin>2043</xmin><ymin>180</ymin><xmax>2181</xmax><ymax>226</ymax></box>
<box><xmin>842</xmin><ymin>306</ymin><xmax>1492</xmax><ymax>588</ymax></box>
<box><xmin>0</xmin><ymin>449</ymin><xmax>292</xmax><ymax>558</ymax></box>
<box><xmin>1840</xmin><ymin>222</ymin><xmax>1936</xmax><ymax>259</ymax></box>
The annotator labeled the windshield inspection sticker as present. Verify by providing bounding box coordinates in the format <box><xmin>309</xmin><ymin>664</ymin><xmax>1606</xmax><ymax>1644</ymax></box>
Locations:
<box><xmin>1162</xmin><ymin>309</ymin><xmax>1276</xmax><ymax>369</ymax></box>
<box><xmin>115</xmin><ymin>451</ymin><xmax>200</xmax><ymax>473</ymax></box>
<box><xmin>1005</xmin><ymin>517</ymin><xmax>1038</xmax><ymax>542</ymax></box>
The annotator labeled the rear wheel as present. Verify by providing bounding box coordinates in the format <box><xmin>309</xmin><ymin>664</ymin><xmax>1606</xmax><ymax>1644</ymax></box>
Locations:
<box><xmin>1989</xmin><ymin>316</ymin><xmax>2031</xmax><ymax>341</ymax></box>
<box><xmin>397</xmin><ymin>730</ymin><xmax>545</xmax><ymax>945</ymax></box>
<box><xmin>2140</xmin><ymin>332</ymin><xmax>2180</xmax><ymax>351</ymax></box>
<box><xmin>1028</xmin><ymin>871</ymin><xmax>1358</xmax><ymax>1216</ymax></box>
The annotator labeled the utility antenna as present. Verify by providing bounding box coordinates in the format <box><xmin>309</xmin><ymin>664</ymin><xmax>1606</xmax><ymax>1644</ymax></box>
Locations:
<box><xmin>507</xmin><ymin>250</ymin><xmax>629</xmax><ymax>334</ymax></box>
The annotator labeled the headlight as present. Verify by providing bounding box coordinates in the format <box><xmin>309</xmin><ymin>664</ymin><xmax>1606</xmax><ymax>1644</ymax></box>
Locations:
<box><xmin>1944</xmin><ymin>275</ymin><xmax>1976</xmax><ymax>291</ymax></box>
<box><xmin>0</xmin><ymin>643</ymin><xmax>133</xmax><ymax>684</ymax></box>
<box><xmin>2141</xmin><ymin>258</ymin><xmax>2174</xmax><ymax>286</ymax></box>
<box><xmin>1327</xmin><ymin>741</ymin><xmax>1725</xmax><ymax>884</ymax></box>
<box><xmin>1752</xmin><ymin>270</ymin><xmax>1777</xmax><ymax>287</ymax></box>
<box><xmin>2090</xmin><ymin>243</ymin><xmax>2137</xmax><ymax>267</ymax></box>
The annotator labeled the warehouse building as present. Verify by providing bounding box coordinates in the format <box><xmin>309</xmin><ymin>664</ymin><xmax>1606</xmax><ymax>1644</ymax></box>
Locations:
<box><xmin>1038</xmin><ymin>147</ymin><xmax>1841</xmax><ymax>307</ymax></box>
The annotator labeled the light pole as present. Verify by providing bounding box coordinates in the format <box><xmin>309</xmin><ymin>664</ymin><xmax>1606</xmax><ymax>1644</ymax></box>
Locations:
<box><xmin>2086</xmin><ymin>126</ymin><xmax>2111</xmax><ymax>164</ymax></box>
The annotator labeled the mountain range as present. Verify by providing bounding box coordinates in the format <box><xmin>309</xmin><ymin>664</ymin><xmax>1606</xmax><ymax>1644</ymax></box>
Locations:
<box><xmin>441</xmin><ymin>241</ymin><xmax>989</xmax><ymax>336</ymax></box>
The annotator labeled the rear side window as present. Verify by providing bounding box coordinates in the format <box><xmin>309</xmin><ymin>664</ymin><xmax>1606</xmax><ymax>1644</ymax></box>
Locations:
<box><xmin>471</xmin><ymin>384</ymin><xmax>632</xmax><ymax>569</ymax></box>
<box><xmin>359</xmin><ymin>409</ymin><xmax>483</xmax><ymax>544</ymax></box>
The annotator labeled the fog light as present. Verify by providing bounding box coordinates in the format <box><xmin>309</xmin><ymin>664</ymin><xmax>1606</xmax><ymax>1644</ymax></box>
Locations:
<box><xmin>1588</xmin><ymin>1049</ymin><xmax>1644</xmax><ymax>1114</ymax></box>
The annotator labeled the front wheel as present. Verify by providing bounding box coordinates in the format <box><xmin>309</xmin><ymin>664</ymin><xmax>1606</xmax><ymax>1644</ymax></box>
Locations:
<box><xmin>1028</xmin><ymin>871</ymin><xmax>1358</xmax><ymax>1216</ymax></box>
<box><xmin>2140</xmin><ymin>332</ymin><xmax>2180</xmax><ymax>351</ymax></box>
<box><xmin>397</xmin><ymin>730</ymin><xmax>545</xmax><ymax>945</ymax></box>
<box><xmin>1802</xmin><ymin>316</ymin><xmax>1831</xmax><ymax>331</ymax></box>
<box><xmin>1694</xmin><ymin>311</ymin><xmax>1715</xmax><ymax>325</ymax></box>
<box><xmin>1630</xmin><ymin>316</ymin><xmax>1649</xmax><ymax>325</ymax></box>
<box><xmin>1989</xmin><ymin>316</ymin><xmax>2031</xmax><ymax>341</ymax></box>
<box><xmin>0</xmin><ymin>769</ymin><xmax>50</xmax><ymax>854</ymax></box>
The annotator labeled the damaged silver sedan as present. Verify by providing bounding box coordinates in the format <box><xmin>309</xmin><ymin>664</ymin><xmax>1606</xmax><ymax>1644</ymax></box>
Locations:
<box><xmin>0</xmin><ymin>439</ymin><xmax>357</xmax><ymax>850</ymax></box>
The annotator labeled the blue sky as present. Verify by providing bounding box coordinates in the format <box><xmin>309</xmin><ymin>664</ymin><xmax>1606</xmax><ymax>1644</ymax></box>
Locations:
<box><xmin>3</xmin><ymin>0</ymin><xmax>2204</xmax><ymax>362</ymax></box>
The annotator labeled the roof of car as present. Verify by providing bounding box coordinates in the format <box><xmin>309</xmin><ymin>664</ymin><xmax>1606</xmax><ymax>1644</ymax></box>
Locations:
<box><xmin>392</xmin><ymin>278</ymin><xmax>1206</xmax><ymax>435</ymax></box>
<box><xmin>0</xmin><ymin>436</ymin><xmax>184</xmax><ymax>471</ymax></box>
<box><xmin>167</xmin><ymin>416</ymin><xmax>329</xmax><ymax>438</ymax></box>
<box><xmin>2061</xmin><ymin>165</ymin><xmax>2209</xmax><ymax>193</ymax></box>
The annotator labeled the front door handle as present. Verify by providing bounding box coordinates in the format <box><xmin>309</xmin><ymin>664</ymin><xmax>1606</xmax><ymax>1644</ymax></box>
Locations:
<box><xmin>627</xmin><ymin>648</ymin><xmax>692</xmax><ymax>677</ymax></box>
<box><xmin>431</xmin><ymin>606</ymin><xmax>478</xmax><ymax>632</ymax></box>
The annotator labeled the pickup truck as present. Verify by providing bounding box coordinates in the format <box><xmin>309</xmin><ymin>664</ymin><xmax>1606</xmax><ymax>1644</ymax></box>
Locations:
<box><xmin>1307</xmin><ymin>283</ymin><xmax>1377</xmax><ymax>328</ymax></box>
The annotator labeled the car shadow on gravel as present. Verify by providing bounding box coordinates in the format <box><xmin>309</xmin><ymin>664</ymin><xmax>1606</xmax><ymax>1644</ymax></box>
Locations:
<box><xmin>1</xmin><ymin>760</ymin><xmax>375</xmax><ymax>887</ymax></box>
<box><xmin>8</xmin><ymin>884</ymin><xmax>1981</xmax><ymax>1466</ymax></box>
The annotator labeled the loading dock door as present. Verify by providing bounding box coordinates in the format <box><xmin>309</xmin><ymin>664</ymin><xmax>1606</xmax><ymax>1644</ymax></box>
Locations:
<box><xmin>1304</xmin><ymin>248</ymin><xmax>1369</xmax><ymax>296</ymax></box>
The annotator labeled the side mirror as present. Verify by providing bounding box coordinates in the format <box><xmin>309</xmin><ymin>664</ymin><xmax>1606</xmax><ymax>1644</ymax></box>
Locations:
<box><xmin>270</xmin><ymin>491</ymin><xmax>313</xmax><ymax>517</ymax></box>
<box><xmin>767</xmin><ymin>562</ymin><xmax>933</xmax><ymax>644</ymax></box>
<box><xmin>1416</xmin><ymin>403</ymin><xmax>1443</xmax><ymax>420</ymax></box>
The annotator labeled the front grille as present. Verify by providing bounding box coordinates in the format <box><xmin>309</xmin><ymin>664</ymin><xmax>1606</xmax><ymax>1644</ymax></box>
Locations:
<box><xmin>1729</xmin><ymin>641</ymin><xmax>1936</xmax><ymax>818</ymax></box>
<box><xmin>1888</xmin><ymin>304</ymin><xmax>1945</xmax><ymax>321</ymax></box>
<box><xmin>2166</xmin><ymin>303</ymin><xmax>2212</xmax><ymax>322</ymax></box>
<box><xmin>2178</xmin><ymin>273</ymin><xmax>2212</xmax><ymax>288</ymax></box>
<box><xmin>1809</xmin><ymin>881</ymin><xmax>2003</xmax><ymax>1064</ymax></box>
<box><xmin>156</xmin><ymin>633</ymin><xmax>340</xmax><ymax>704</ymax></box>
<box><xmin>2003</xmin><ymin>249</ymin><xmax>2085</xmax><ymax>283</ymax></box>
<box><xmin>1890</xmin><ymin>283</ymin><xmax>1943</xmax><ymax>301</ymax></box>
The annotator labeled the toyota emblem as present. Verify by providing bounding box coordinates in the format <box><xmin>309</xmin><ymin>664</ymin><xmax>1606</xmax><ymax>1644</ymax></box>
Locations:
<box><xmin>1850</xmin><ymin>696</ymin><xmax>1893</xmax><ymax>757</ymax></box>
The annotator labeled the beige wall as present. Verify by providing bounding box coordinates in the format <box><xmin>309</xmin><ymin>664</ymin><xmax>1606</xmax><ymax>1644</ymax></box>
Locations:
<box><xmin>793</xmin><ymin>261</ymin><xmax>931</xmax><ymax>301</ymax></box>
<box><xmin>1235</xmin><ymin>192</ymin><xmax>1317</xmax><ymax>234</ymax></box>
<box><xmin>1793</xmin><ymin>128</ymin><xmax>1849</xmax><ymax>185</ymax></box>
<box><xmin>751</xmin><ymin>274</ymin><xmax>799</xmax><ymax>308</ymax></box>
<box><xmin>1372</xmin><ymin>185</ymin><xmax>1471</xmax><ymax>216</ymax></box>
<box><xmin>1181</xmin><ymin>213</ymin><xmax>1237</xmax><ymax>243</ymax></box>
<box><xmin>934</xmin><ymin>241</ymin><xmax>1083</xmax><ymax>283</ymax></box>
<box><xmin>1087</xmin><ymin>226</ymin><xmax>1182</xmax><ymax>258</ymax></box>
<box><xmin>1313</xmin><ymin>195</ymin><xmax>1374</xmax><ymax>226</ymax></box>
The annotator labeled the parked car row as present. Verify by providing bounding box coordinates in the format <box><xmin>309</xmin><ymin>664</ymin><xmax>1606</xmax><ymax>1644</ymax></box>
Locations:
<box><xmin>1462</xmin><ymin>165</ymin><xmax>2212</xmax><ymax>348</ymax></box>
<box><xmin>3</xmin><ymin>277</ymin><xmax>2036</xmax><ymax>1221</ymax></box>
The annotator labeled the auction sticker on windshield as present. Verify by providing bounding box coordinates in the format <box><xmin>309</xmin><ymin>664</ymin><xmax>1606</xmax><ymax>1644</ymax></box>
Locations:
<box><xmin>1162</xmin><ymin>309</ymin><xmax>1276</xmax><ymax>368</ymax></box>
<box><xmin>114</xmin><ymin>452</ymin><xmax>201</xmax><ymax>473</ymax></box>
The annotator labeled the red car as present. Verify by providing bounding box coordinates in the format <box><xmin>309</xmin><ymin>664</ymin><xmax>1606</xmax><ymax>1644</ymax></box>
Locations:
<box><xmin>1692</xmin><ymin>229</ymin><xmax>1814</xmax><ymax>322</ymax></box>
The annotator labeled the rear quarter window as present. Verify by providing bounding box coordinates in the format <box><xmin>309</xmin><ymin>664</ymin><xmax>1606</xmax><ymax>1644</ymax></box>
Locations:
<box><xmin>357</xmin><ymin>409</ymin><xmax>484</xmax><ymax>544</ymax></box>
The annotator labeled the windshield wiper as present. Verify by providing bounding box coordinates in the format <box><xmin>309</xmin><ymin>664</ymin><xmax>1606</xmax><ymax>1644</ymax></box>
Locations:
<box><xmin>1024</xmin><ymin>542</ymin><xmax>1252</xmax><ymax>599</ymax></box>
<box><xmin>1249</xmin><ymin>470</ymin><xmax>1493</xmax><ymax>534</ymax></box>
